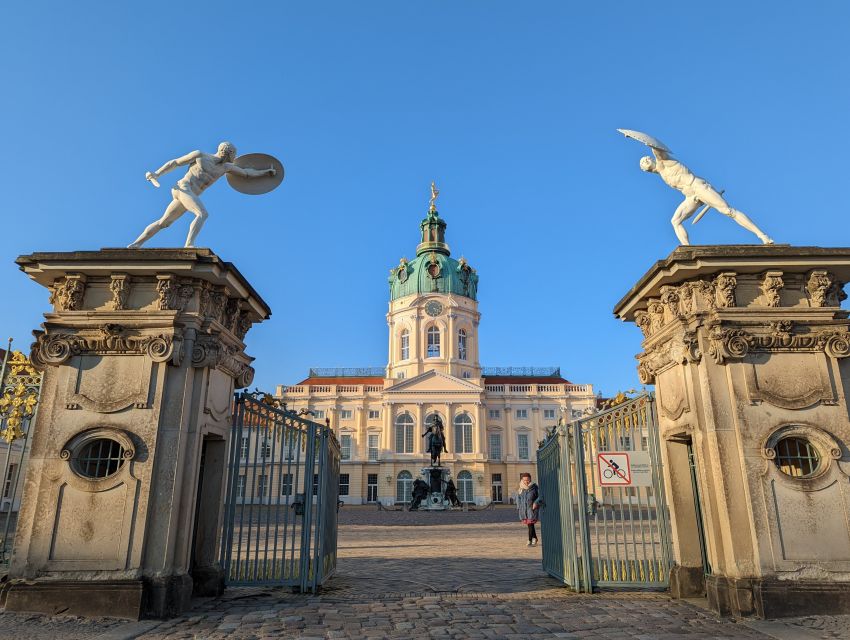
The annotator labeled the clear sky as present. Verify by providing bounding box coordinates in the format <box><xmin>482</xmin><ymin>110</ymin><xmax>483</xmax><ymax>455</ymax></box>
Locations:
<box><xmin>2</xmin><ymin>2</ymin><xmax>849</xmax><ymax>395</ymax></box>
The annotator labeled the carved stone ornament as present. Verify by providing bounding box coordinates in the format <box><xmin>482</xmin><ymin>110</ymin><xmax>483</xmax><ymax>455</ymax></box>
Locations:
<box><xmin>636</xmin><ymin>335</ymin><xmax>694</xmax><ymax>384</ymax></box>
<box><xmin>805</xmin><ymin>270</ymin><xmax>847</xmax><ymax>308</ymax></box>
<box><xmin>191</xmin><ymin>334</ymin><xmax>254</xmax><ymax>386</ymax></box>
<box><xmin>706</xmin><ymin>320</ymin><xmax>850</xmax><ymax>365</ymax></box>
<box><xmin>156</xmin><ymin>275</ymin><xmax>194</xmax><ymax>311</ymax></box>
<box><xmin>31</xmin><ymin>324</ymin><xmax>183</xmax><ymax>369</ymax></box>
<box><xmin>759</xmin><ymin>270</ymin><xmax>784</xmax><ymax>307</ymax></box>
<box><xmin>109</xmin><ymin>274</ymin><xmax>131</xmax><ymax>310</ymax></box>
<box><xmin>713</xmin><ymin>272</ymin><xmax>737</xmax><ymax>309</ymax></box>
<box><xmin>199</xmin><ymin>284</ymin><xmax>228</xmax><ymax>323</ymax></box>
<box><xmin>49</xmin><ymin>275</ymin><xmax>87</xmax><ymax>311</ymax></box>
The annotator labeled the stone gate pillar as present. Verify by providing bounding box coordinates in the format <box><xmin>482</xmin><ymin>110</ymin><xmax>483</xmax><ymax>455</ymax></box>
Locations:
<box><xmin>614</xmin><ymin>246</ymin><xmax>850</xmax><ymax>618</ymax></box>
<box><xmin>3</xmin><ymin>249</ymin><xmax>270</xmax><ymax>619</ymax></box>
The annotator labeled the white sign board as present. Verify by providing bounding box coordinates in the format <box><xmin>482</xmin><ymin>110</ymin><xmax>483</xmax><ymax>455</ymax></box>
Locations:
<box><xmin>597</xmin><ymin>451</ymin><xmax>653</xmax><ymax>487</ymax></box>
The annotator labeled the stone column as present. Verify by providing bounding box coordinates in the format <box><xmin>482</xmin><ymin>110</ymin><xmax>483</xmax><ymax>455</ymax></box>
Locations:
<box><xmin>5</xmin><ymin>249</ymin><xmax>270</xmax><ymax>619</ymax></box>
<box><xmin>614</xmin><ymin>245</ymin><xmax>850</xmax><ymax>618</ymax></box>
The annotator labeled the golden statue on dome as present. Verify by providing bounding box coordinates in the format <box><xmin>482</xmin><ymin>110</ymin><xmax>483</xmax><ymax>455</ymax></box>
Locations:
<box><xmin>429</xmin><ymin>181</ymin><xmax>440</xmax><ymax>213</ymax></box>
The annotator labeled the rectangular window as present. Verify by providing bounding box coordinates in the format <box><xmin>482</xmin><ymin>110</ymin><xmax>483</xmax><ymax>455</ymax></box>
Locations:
<box><xmin>280</xmin><ymin>473</ymin><xmax>293</xmax><ymax>496</ymax></box>
<box><xmin>517</xmin><ymin>434</ymin><xmax>530</xmax><ymax>460</ymax></box>
<box><xmin>515</xmin><ymin>409</ymin><xmax>528</xmax><ymax>419</ymax></box>
<box><xmin>339</xmin><ymin>473</ymin><xmax>350</xmax><ymax>496</ymax></box>
<box><xmin>427</xmin><ymin>327</ymin><xmax>441</xmax><ymax>357</ymax></box>
<box><xmin>367</xmin><ymin>474</ymin><xmax>378</xmax><ymax>503</ymax></box>
<box><xmin>488</xmin><ymin>433</ymin><xmax>502</xmax><ymax>460</ymax></box>
<box><xmin>619</xmin><ymin>436</ymin><xmax>632</xmax><ymax>449</ymax></box>
<box><xmin>313</xmin><ymin>473</ymin><xmax>319</xmax><ymax>496</ymax></box>
<box><xmin>543</xmin><ymin>409</ymin><xmax>556</xmax><ymax>420</ymax></box>
<box><xmin>256</xmin><ymin>474</ymin><xmax>267</xmax><ymax>498</ymax></box>
<box><xmin>261</xmin><ymin>438</ymin><xmax>271</xmax><ymax>459</ymax></box>
<box><xmin>641</xmin><ymin>436</ymin><xmax>648</xmax><ymax>450</ymax></box>
<box><xmin>340</xmin><ymin>409</ymin><xmax>353</xmax><ymax>420</ymax></box>
<box><xmin>401</xmin><ymin>332</ymin><xmax>410</xmax><ymax>360</ymax></box>
<box><xmin>368</xmin><ymin>409</ymin><xmax>380</xmax><ymax>419</ymax></box>
<box><xmin>488</xmin><ymin>409</ymin><xmax>501</xmax><ymax>419</ymax></box>
<box><xmin>240</xmin><ymin>436</ymin><xmax>249</xmax><ymax>459</ymax></box>
<box><xmin>237</xmin><ymin>474</ymin><xmax>246</xmax><ymax>498</ymax></box>
<box><xmin>462</xmin><ymin>371</ymin><xmax>471</xmax><ymax>379</ymax></box>
<box><xmin>312</xmin><ymin>409</ymin><xmax>325</xmax><ymax>419</ymax></box>
<box><xmin>396</xmin><ymin>371</ymin><xmax>405</xmax><ymax>379</ymax></box>
<box><xmin>491</xmin><ymin>473</ymin><xmax>503</xmax><ymax>503</ymax></box>
<box><xmin>368</xmin><ymin>434</ymin><xmax>380</xmax><ymax>461</ymax></box>
<box><xmin>341</xmin><ymin>434</ymin><xmax>352</xmax><ymax>460</ymax></box>
<box><xmin>3</xmin><ymin>463</ymin><xmax>17</xmax><ymax>498</ymax></box>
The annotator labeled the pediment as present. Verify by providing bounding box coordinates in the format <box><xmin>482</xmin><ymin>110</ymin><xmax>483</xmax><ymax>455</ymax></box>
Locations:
<box><xmin>386</xmin><ymin>370</ymin><xmax>483</xmax><ymax>394</ymax></box>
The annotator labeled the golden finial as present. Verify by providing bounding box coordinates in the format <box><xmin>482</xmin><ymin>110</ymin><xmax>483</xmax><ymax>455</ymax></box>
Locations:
<box><xmin>429</xmin><ymin>181</ymin><xmax>440</xmax><ymax>213</ymax></box>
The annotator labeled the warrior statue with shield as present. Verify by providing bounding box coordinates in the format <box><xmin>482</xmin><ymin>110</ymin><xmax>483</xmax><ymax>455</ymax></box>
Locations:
<box><xmin>618</xmin><ymin>129</ymin><xmax>774</xmax><ymax>246</ymax></box>
<box><xmin>423</xmin><ymin>415</ymin><xmax>448</xmax><ymax>466</ymax></box>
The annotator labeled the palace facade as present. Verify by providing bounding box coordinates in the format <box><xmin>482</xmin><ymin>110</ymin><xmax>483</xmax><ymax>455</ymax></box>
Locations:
<box><xmin>276</xmin><ymin>198</ymin><xmax>596</xmax><ymax>505</ymax></box>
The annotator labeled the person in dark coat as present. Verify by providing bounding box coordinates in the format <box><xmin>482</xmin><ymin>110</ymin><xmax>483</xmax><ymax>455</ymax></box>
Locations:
<box><xmin>516</xmin><ymin>472</ymin><xmax>541</xmax><ymax>546</ymax></box>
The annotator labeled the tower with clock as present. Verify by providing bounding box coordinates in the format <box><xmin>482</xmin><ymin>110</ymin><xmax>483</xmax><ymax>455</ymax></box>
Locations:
<box><xmin>386</xmin><ymin>193</ymin><xmax>480</xmax><ymax>381</ymax></box>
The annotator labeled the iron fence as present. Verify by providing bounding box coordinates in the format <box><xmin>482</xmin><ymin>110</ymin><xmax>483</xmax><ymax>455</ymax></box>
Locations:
<box><xmin>537</xmin><ymin>393</ymin><xmax>672</xmax><ymax>591</ymax></box>
<box><xmin>221</xmin><ymin>391</ymin><xmax>339</xmax><ymax>592</ymax></box>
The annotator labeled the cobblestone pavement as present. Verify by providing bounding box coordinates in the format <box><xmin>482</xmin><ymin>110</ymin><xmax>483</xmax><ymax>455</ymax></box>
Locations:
<box><xmin>1</xmin><ymin>506</ymin><xmax>847</xmax><ymax>639</ymax></box>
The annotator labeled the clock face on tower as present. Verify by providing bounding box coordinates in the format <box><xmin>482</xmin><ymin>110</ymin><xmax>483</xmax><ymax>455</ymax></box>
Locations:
<box><xmin>425</xmin><ymin>300</ymin><xmax>444</xmax><ymax>317</ymax></box>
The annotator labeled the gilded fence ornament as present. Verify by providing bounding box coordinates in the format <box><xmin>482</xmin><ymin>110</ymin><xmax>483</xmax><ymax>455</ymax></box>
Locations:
<box><xmin>0</xmin><ymin>349</ymin><xmax>42</xmax><ymax>444</ymax></box>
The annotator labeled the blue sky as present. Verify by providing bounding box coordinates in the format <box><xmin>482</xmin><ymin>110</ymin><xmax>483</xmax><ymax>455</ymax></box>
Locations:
<box><xmin>2</xmin><ymin>3</ymin><xmax>849</xmax><ymax>395</ymax></box>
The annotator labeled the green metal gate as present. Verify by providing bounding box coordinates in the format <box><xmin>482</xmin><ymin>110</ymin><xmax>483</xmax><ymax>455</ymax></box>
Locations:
<box><xmin>221</xmin><ymin>391</ymin><xmax>339</xmax><ymax>592</ymax></box>
<box><xmin>537</xmin><ymin>393</ymin><xmax>672</xmax><ymax>591</ymax></box>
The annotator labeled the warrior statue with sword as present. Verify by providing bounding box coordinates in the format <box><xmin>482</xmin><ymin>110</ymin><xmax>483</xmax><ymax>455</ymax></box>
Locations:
<box><xmin>618</xmin><ymin>129</ymin><xmax>774</xmax><ymax>245</ymax></box>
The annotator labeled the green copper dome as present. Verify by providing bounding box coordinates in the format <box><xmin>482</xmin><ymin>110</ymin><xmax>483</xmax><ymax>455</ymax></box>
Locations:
<box><xmin>388</xmin><ymin>209</ymin><xmax>479</xmax><ymax>301</ymax></box>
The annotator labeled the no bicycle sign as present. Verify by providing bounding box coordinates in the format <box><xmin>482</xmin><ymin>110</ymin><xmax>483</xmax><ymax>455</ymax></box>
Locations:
<box><xmin>597</xmin><ymin>452</ymin><xmax>632</xmax><ymax>486</ymax></box>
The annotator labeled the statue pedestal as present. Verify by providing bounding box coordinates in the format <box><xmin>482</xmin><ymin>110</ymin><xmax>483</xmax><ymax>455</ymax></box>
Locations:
<box><xmin>419</xmin><ymin>466</ymin><xmax>452</xmax><ymax>510</ymax></box>
<box><xmin>4</xmin><ymin>249</ymin><xmax>270</xmax><ymax>619</ymax></box>
<box><xmin>615</xmin><ymin>245</ymin><xmax>850</xmax><ymax>617</ymax></box>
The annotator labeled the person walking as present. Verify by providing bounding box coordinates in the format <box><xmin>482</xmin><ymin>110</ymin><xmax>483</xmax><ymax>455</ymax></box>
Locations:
<box><xmin>516</xmin><ymin>472</ymin><xmax>541</xmax><ymax>546</ymax></box>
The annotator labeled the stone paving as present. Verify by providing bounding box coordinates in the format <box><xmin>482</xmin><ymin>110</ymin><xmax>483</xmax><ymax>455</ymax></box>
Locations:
<box><xmin>1</xmin><ymin>505</ymin><xmax>848</xmax><ymax>639</ymax></box>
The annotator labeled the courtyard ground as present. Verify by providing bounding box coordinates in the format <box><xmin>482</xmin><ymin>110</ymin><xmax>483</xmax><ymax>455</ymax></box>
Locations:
<box><xmin>1</xmin><ymin>505</ymin><xmax>848</xmax><ymax>639</ymax></box>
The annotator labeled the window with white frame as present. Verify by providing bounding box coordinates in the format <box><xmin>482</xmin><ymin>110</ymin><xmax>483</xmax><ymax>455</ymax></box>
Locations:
<box><xmin>457</xmin><ymin>470</ymin><xmax>474</xmax><ymax>503</ymax></box>
<box><xmin>260</xmin><ymin>438</ymin><xmax>271</xmax><ymax>459</ymax></box>
<box><xmin>427</xmin><ymin>326</ymin><xmax>441</xmax><ymax>357</ymax></box>
<box><xmin>340</xmin><ymin>434</ymin><xmax>352</xmax><ymax>460</ymax></box>
<box><xmin>3</xmin><ymin>463</ymin><xmax>16</xmax><ymax>498</ymax></box>
<box><xmin>458</xmin><ymin>329</ymin><xmax>467</xmax><ymax>360</ymax></box>
<box><xmin>237</xmin><ymin>474</ymin><xmax>246</xmax><ymax>498</ymax></box>
<box><xmin>368</xmin><ymin>434</ymin><xmax>380</xmax><ymax>461</ymax></box>
<box><xmin>396</xmin><ymin>470</ymin><xmax>413</xmax><ymax>503</ymax></box>
<box><xmin>368</xmin><ymin>409</ymin><xmax>380</xmax><ymax>419</ymax></box>
<box><xmin>396</xmin><ymin>371</ymin><xmax>406</xmax><ymax>379</ymax></box>
<box><xmin>454</xmin><ymin>414</ymin><xmax>474</xmax><ymax>453</ymax></box>
<box><xmin>312</xmin><ymin>409</ymin><xmax>325</xmax><ymax>419</ymax></box>
<box><xmin>488</xmin><ymin>409</ymin><xmax>501</xmax><ymax>419</ymax></box>
<box><xmin>517</xmin><ymin>433</ymin><xmax>530</xmax><ymax>460</ymax></box>
<box><xmin>462</xmin><ymin>371</ymin><xmax>471</xmax><ymax>379</ymax></box>
<box><xmin>515</xmin><ymin>409</ymin><xmax>528</xmax><ymax>419</ymax></box>
<box><xmin>339</xmin><ymin>473</ymin><xmax>350</xmax><ymax>496</ymax></box>
<box><xmin>280</xmin><ymin>473</ymin><xmax>293</xmax><ymax>496</ymax></box>
<box><xmin>240</xmin><ymin>436</ymin><xmax>249</xmax><ymax>459</ymax></box>
<box><xmin>488</xmin><ymin>432</ymin><xmax>502</xmax><ymax>460</ymax></box>
<box><xmin>543</xmin><ymin>409</ymin><xmax>556</xmax><ymax>420</ymax></box>
<box><xmin>256</xmin><ymin>474</ymin><xmax>267</xmax><ymax>498</ymax></box>
<box><xmin>400</xmin><ymin>329</ymin><xmax>410</xmax><ymax>360</ymax></box>
<box><xmin>340</xmin><ymin>409</ymin><xmax>353</xmax><ymax>420</ymax></box>
<box><xmin>395</xmin><ymin>413</ymin><xmax>415</xmax><ymax>453</ymax></box>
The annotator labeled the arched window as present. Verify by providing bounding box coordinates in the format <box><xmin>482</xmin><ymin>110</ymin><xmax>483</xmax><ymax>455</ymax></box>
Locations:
<box><xmin>395</xmin><ymin>413</ymin><xmax>414</xmax><ymax>453</ymax></box>
<box><xmin>457</xmin><ymin>470</ymin><xmax>474</xmax><ymax>503</ymax></box>
<box><xmin>427</xmin><ymin>326</ymin><xmax>441</xmax><ymax>358</ymax></box>
<box><xmin>396</xmin><ymin>470</ymin><xmax>413</xmax><ymax>504</ymax></box>
<box><xmin>458</xmin><ymin>329</ymin><xmax>467</xmax><ymax>361</ymax></box>
<box><xmin>400</xmin><ymin>329</ymin><xmax>410</xmax><ymax>360</ymax></box>
<box><xmin>454</xmin><ymin>413</ymin><xmax>473</xmax><ymax>453</ymax></box>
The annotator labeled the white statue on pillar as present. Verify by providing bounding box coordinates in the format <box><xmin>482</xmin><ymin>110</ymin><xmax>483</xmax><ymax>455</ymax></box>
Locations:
<box><xmin>618</xmin><ymin>129</ymin><xmax>774</xmax><ymax>246</ymax></box>
<box><xmin>129</xmin><ymin>142</ymin><xmax>280</xmax><ymax>248</ymax></box>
